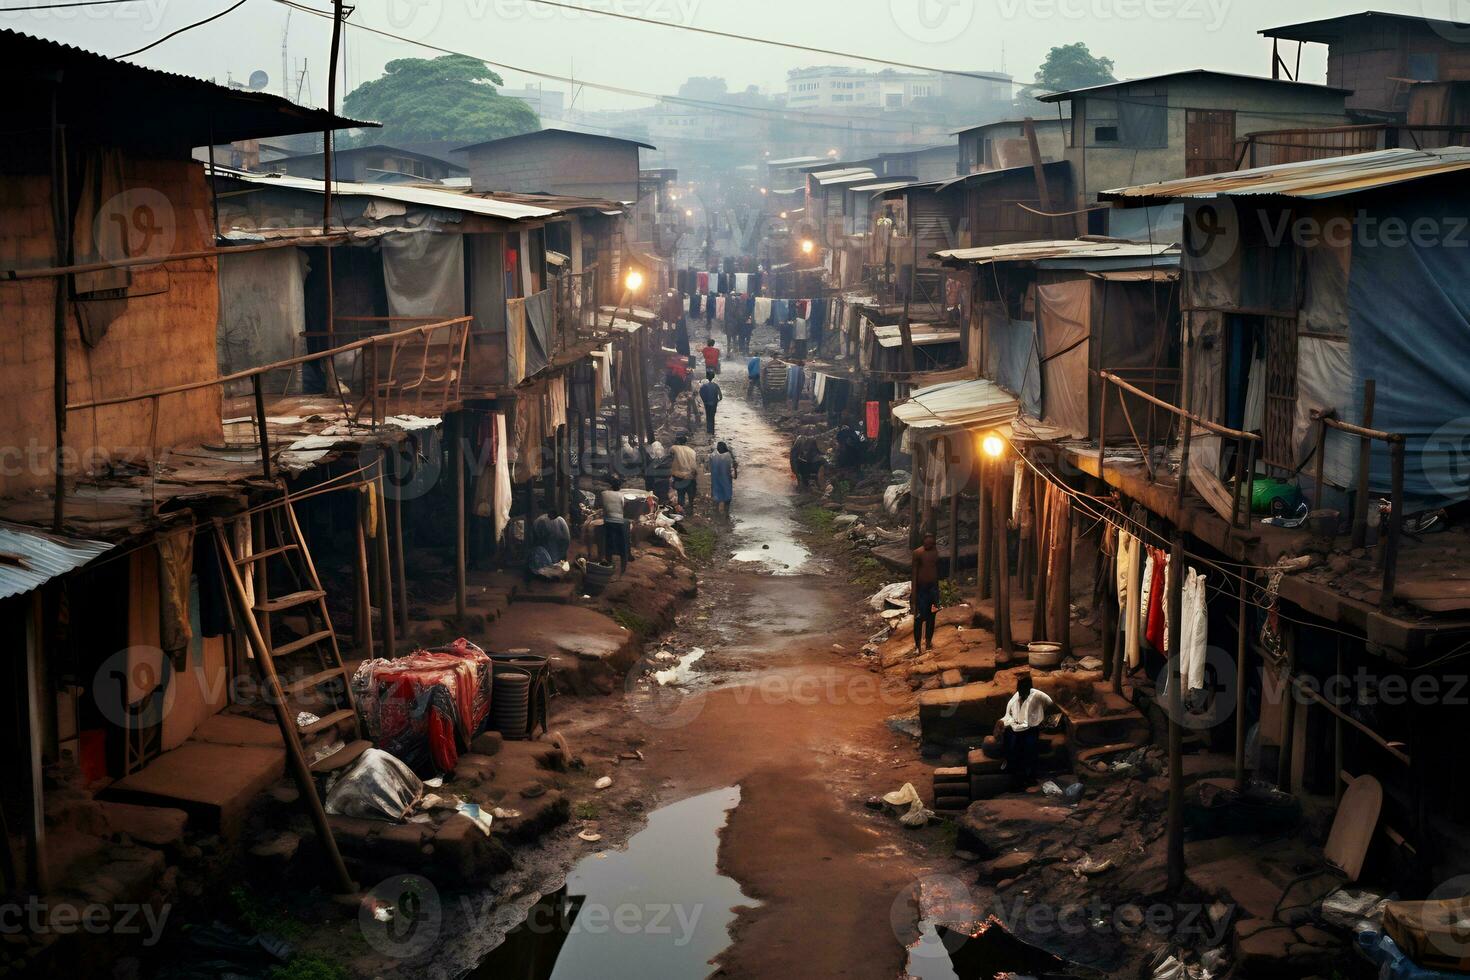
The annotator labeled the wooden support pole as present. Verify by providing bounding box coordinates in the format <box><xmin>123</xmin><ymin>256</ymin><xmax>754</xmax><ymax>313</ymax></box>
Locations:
<box><xmin>1032</xmin><ymin>482</ymin><xmax>1052</xmax><ymax>642</ymax></box>
<box><xmin>1351</xmin><ymin>379</ymin><xmax>1376</xmax><ymax>549</ymax></box>
<box><xmin>1312</xmin><ymin>417</ymin><xmax>1328</xmax><ymax>511</ymax></box>
<box><xmin>1234</xmin><ymin>584</ymin><xmax>1249</xmax><ymax>791</ymax></box>
<box><xmin>252</xmin><ymin>373</ymin><xmax>272</xmax><ymax>481</ymax></box>
<box><xmin>452</xmin><ymin>413</ymin><xmax>467</xmax><ymax>621</ymax></box>
<box><xmin>1333</xmin><ymin>639</ymin><xmax>1344</xmax><ymax>805</ymax></box>
<box><xmin>1165</xmin><ymin>532</ymin><xmax>1186</xmax><ymax>894</ymax></box>
<box><xmin>948</xmin><ymin>484</ymin><xmax>960</xmax><ymax>587</ymax></box>
<box><xmin>1277</xmin><ymin>623</ymin><xmax>1297</xmax><ymax>792</ymax></box>
<box><xmin>393</xmin><ymin>447</ymin><xmax>409</xmax><ymax>629</ymax></box>
<box><xmin>354</xmin><ymin>490</ymin><xmax>373</xmax><ymax>654</ymax></box>
<box><xmin>375</xmin><ymin>454</ymin><xmax>395</xmax><ymax>659</ymax></box>
<box><xmin>976</xmin><ymin>455</ymin><xmax>991</xmax><ymax>601</ymax></box>
<box><xmin>1381</xmin><ymin>438</ymin><xmax>1405</xmax><ymax>611</ymax></box>
<box><xmin>24</xmin><ymin>595</ymin><xmax>49</xmax><ymax>893</ymax></box>
<box><xmin>909</xmin><ymin>439</ymin><xmax>924</xmax><ymax>549</ymax></box>
<box><xmin>1051</xmin><ymin>494</ymin><xmax>1073</xmax><ymax>657</ymax></box>
<box><xmin>994</xmin><ymin>461</ymin><xmax>1014</xmax><ymax>657</ymax></box>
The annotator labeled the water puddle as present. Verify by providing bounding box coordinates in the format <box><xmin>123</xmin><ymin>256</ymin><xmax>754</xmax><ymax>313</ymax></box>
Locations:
<box><xmin>473</xmin><ymin>787</ymin><xmax>750</xmax><ymax>979</ymax></box>
<box><xmin>905</xmin><ymin>918</ymin><xmax>1086</xmax><ymax>980</ymax></box>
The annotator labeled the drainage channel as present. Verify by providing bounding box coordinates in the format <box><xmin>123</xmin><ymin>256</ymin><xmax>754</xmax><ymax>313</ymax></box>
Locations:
<box><xmin>470</xmin><ymin>786</ymin><xmax>750</xmax><ymax>979</ymax></box>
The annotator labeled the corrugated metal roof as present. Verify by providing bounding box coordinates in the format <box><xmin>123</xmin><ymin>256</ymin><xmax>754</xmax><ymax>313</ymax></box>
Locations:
<box><xmin>0</xmin><ymin>522</ymin><xmax>113</xmax><ymax>601</ymax></box>
<box><xmin>849</xmin><ymin>180</ymin><xmax>913</xmax><ymax>193</ymax></box>
<box><xmin>1099</xmin><ymin>147</ymin><xmax>1470</xmax><ymax>202</ymax></box>
<box><xmin>934</xmin><ymin>239</ymin><xmax>1178</xmax><ymax>267</ymax></box>
<box><xmin>892</xmin><ymin>378</ymin><xmax>1019</xmax><ymax>433</ymax></box>
<box><xmin>214</xmin><ymin>167</ymin><xmax>564</xmax><ymax>221</ymax></box>
<box><xmin>935</xmin><ymin>160</ymin><xmax>1069</xmax><ymax>192</ymax></box>
<box><xmin>768</xmin><ymin>155</ymin><xmax>825</xmax><ymax>166</ymax></box>
<box><xmin>813</xmin><ymin>168</ymin><xmax>878</xmax><ymax>186</ymax></box>
<box><xmin>1036</xmin><ymin>68</ymin><xmax>1350</xmax><ymax>102</ymax></box>
<box><xmin>873</xmin><ymin>325</ymin><xmax>962</xmax><ymax>348</ymax></box>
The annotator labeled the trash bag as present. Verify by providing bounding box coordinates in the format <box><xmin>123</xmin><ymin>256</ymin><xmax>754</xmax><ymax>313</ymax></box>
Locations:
<box><xmin>882</xmin><ymin>782</ymin><xmax>934</xmax><ymax>827</ymax></box>
<box><xmin>867</xmin><ymin>581</ymin><xmax>912</xmax><ymax>612</ymax></box>
<box><xmin>1322</xmin><ymin>886</ymin><xmax>1390</xmax><ymax>931</ymax></box>
<box><xmin>325</xmin><ymin>748</ymin><xmax>423</xmax><ymax>821</ymax></box>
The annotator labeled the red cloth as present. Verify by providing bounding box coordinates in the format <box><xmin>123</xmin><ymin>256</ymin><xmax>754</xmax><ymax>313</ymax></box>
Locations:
<box><xmin>696</xmin><ymin>271</ymin><xmax>709</xmax><ymax>293</ymax></box>
<box><xmin>666</xmin><ymin>356</ymin><xmax>689</xmax><ymax>380</ymax></box>
<box><xmin>702</xmin><ymin>345</ymin><xmax>720</xmax><ymax>368</ymax></box>
<box><xmin>1145</xmin><ymin>549</ymin><xmax>1167</xmax><ymax>650</ymax></box>
<box><xmin>362</xmin><ymin>639</ymin><xmax>493</xmax><ymax>773</ymax></box>
<box><xmin>865</xmin><ymin>401</ymin><xmax>881</xmax><ymax>439</ymax></box>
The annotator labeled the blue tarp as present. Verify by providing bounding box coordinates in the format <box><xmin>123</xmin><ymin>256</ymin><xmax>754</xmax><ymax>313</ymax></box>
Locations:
<box><xmin>1348</xmin><ymin>194</ymin><xmax>1470</xmax><ymax>508</ymax></box>
<box><xmin>992</xmin><ymin>317</ymin><xmax>1042</xmax><ymax>418</ymax></box>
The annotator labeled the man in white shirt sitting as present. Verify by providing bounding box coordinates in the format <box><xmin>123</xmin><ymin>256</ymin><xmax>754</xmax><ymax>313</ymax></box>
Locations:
<box><xmin>995</xmin><ymin>672</ymin><xmax>1054</xmax><ymax>786</ymax></box>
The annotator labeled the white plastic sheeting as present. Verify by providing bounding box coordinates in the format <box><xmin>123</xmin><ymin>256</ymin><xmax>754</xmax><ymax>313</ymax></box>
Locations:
<box><xmin>1036</xmin><ymin>280</ymin><xmax>1091</xmax><ymax>438</ymax></box>
<box><xmin>217</xmin><ymin>247</ymin><xmax>306</xmax><ymax>389</ymax></box>
<box><xmin>1296</xmin><ymin>335</ymin><xmax>1356</xmax><ymax>490</ymax></box>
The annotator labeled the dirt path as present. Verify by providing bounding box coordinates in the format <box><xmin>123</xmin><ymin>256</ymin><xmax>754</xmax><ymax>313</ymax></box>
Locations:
<box><xmin>626</xmin><ymin>365</ymin><xmax>941</xmax><ymax>978</ymax></box>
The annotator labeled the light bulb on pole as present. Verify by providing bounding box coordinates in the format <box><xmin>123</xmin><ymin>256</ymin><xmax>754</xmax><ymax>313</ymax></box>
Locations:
<box><xmin>800</xmin><ymin>239</ymin><xmax>815</xmax><ymax>256</ymax></box>
<box><xmin>624</xmin><ymin>270</ymin><xmax>644</xmax><ymax>294</ymax></box>
<box><xmin>981</xmin><ymin>433</ymin><xmax>1006</xmax><ymax>459</ymax></box>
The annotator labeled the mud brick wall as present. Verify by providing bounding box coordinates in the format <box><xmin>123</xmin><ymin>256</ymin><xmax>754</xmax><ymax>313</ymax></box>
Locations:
<box><xmin>0</xmin><ymin>157</ymin><xmax>223</xmax><ymax>497</ymax></box>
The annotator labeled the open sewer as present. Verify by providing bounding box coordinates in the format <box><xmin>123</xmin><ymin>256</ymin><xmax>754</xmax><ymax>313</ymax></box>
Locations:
<box><xmin>470</xmin><ymin>786</ymin><xmax>750</xmax><ymax>979</ymax></box>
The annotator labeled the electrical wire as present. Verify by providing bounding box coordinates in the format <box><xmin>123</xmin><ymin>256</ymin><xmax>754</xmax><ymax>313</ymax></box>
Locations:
<box><xmin>522</xmin><ymin>0</ymin><xmax>1004</xmax><ymax>82</ymax></box>
<box><xmin>111</xmin><ymin>0</ymin><xmax>250</xmax><ymax>60</ymax></box>
<box><xmin>2</xmin><ymin>0</ymin><xmax>140</xmax><ymax>10</ymax></box>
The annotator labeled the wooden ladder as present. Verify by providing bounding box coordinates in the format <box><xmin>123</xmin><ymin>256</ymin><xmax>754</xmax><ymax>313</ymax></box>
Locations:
<box><xmin>212</xmin><ymin>485</ymin><xmax>371</xmax><ymax>894</ymax></box>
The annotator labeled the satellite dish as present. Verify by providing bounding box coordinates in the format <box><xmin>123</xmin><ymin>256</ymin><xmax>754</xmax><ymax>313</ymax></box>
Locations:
<box><xmin>248</xmin><ymin>70</ymin><xmax>270</xmax><ymax>91</ymax></box>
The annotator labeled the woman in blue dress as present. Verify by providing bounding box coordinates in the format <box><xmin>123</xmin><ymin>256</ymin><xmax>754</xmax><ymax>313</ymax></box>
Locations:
<box><xmin>708</xmin><ymin>441</ymin><xmax>738</xmax><ymax>516</ymax></box>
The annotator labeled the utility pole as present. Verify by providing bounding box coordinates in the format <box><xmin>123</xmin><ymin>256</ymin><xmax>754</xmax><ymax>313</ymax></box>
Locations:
<box><xmin>322</xmin><ymin>0</ymin><xmax>343</xmax><ymax>383</ymax></box>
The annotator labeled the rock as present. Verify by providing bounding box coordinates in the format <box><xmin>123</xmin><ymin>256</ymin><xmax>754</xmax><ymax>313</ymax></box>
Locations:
<box><xmin>249</xmin><ymin>831</ymin><xmax>301</xmax><ymax>863</ymax></box>
<box><xmin>980</xmin><ymin>850</ymin><xmax>1034</xmax><ymax>879</ymax></box>
<box><xmin>99</xmin><ymin>802</ymin><xmax>189</xmax><ymax>850</ymax></box>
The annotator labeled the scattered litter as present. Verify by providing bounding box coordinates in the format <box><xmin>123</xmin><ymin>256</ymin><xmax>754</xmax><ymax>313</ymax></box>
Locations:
<box><xmin>407</xmin><ymin>814</ymin><xmax>433</xmax><ymax>824</ymax></box>
<box><xmin>578</xmin><ymin>830</ymin><xmax>602</xmax><ymax>843</ymax></box>
<box><xmin>885</xmin><ymin>713</ymin><xmax>921</xmax><ymax>739</ymax></box>
<box><xmin>423</xmin><ymin>777</ymin><xmax>444</xmax><ymax>788</ymax></box>
<box><xmin>372</xmin><ymin>905</ymin><xmax>394</xmax><ymax>923</ymax></box>
<box><xmin>594</xmin><ymin>776</ymin><xmax>613</xmax><ymax>790</ymax></box>
<box><xmin>1076</xmin><ymin>656</ymin><xmax>1104</xmax><ymax>671</ymax></box>
<box><xmin>654</xmin><ymin>526</ymin><xmax>686</xmax><ymax>557</ymax></box>
<box><xmin>1042</xmin><ymin>780</ymin><xmax>1063</xmax><ymax>797</ymax></box>
<box><xmin>1322</xmin><ymin>886</ymin><xmax>1391</xmax><ymax>931</ymax></box>
<box><xmin>295</xmin><ymin>711</ymin><xmax>321</xmax><ymax>729</ymax></box>
<box><xmin>420</xmin><ymin>793</ymin><xmax>444</xmax><ymax>809</ymax></box>
<box><xmin>491</xmin><ymin>807</ymin><xmax>521</xmax><ymax>820</ymax></box>
<box><xmin>653</xmin><ymin>647</ymin><xmax>705</xmax><ymax>685</ymax></box>
<box><xmin>309</xmin><ymin>741</ymin><xmax>345</xmax><ymax>766</ymax></box>
<box><xmin>881</xmin><ymin>782</ymin><xmax>936</xmax><ymax>827</ymax></box>
<box><xmin>456</xmin><ymin>802</ymin><xmax>493</xmax><ymax>835</ymax></box>
<box><xmin>324</xmin><ymin>749</ymin><xmax>423</xmax><ymax>821</ymax></box>
<box><xmin>868</xmin><ymin>581</ymin><xmax>912</xmax><ymax>612</ymax></box>
<box><xmin>1073</xmin><ymin>855</ymin><xmax>1114</xmax><ymax>876</ymax></box>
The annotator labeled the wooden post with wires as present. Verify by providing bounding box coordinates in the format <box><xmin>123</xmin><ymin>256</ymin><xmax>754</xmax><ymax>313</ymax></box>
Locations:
<box><xmin>976</xmin><ymin>451</ymin><xmax>990</xmax><ymax>601</ymax></box>
<box><xmin>993</xmin><ymin>457</ymin><xmax>1014</xmax><ymax>657</ymax></box>
<box><xmin>1351</xmin><ymin>379</ymin><xmax>1376</xmax><ymax>549</ymax></box>
<box><xmin>353</xmin><ymin>487</ymin><xmax>372</xmax><ymax>654</ymax></box>
<box><xmin>1165</xmin><ymin>532</ymin><xmax>1186</xmax><ymax>894</ymax></box>
<box><xmin>392</xmin><ymin>446</ymin><xmax>409</xmax><ymax>630</ymax></box>
<box><xmin>375</xmin><ymin>451</ymin><xmax>395</xmax><ymax>659</ymax></box>
<box><xmin>1235</xmin><ymin>582</ymin><xmax>1249</xmax><ymax>791</ymax></box>
<box><xmin>320</xmin><ymin>0</ymin><xmax>345</xmax><ymax>392</ymax></box>
<box><xmin>452</xmin><ymin>412</ymin><xmax>467</xmax><ymax>621</ymax></box>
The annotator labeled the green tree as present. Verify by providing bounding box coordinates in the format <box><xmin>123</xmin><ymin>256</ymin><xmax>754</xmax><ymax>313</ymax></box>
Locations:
<box><xmin>342</xmin><ymin>55</ymin><xmax>539</xmax><ymax>146</ymax></box>
<box><xmin>1033</xmin><ymin>42</ymin><xmax>1116</xmax><ymax>94</ymax></box>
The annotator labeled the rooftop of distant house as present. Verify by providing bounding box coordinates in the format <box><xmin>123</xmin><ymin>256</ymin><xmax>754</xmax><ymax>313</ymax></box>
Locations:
<box><xmin>455</xmin><ymin>127</ymin><xmax>655</xmax><ymax>154</ymax></box>
<box><xmin>1260</xmin><ymin>9</ymin><xmax>1470</xmax><ymax>43</ymax></box>
<box><xmin>267</xmin><ymin>143</ymin><xmax>467</xmax><ymax>175</ymax></box>
<box><xmin>1037</xmin><ymin>68</ymin><xmax>1352</xmax><ymax>102</ymax></box>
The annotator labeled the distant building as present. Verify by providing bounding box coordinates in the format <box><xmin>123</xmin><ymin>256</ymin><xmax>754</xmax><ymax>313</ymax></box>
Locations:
<box><xmin>954</xmin><ymin>117</ymin><xmax>1069</xmax><ymax>175</ymax></box>
<box><xmin>266</xmin><ymin>143</ymin><xmax>467</xmax><ymax>182</ymax></box>
<box><xmin>1261</xmin><ymin>10</ymin><xmax>1470</xmax><ymax>119</ymax></box>
<box><xmin>784</xmin><ymin>65</ymin><xmax>1011</xmax><ymax>114</ymax></box>
<box><xmin>498</xmin><ymin>84</ymin><xmax>565</xmax><ymax>122</ymax></box>
<box><xmin>1038</xmin><ymin>70</ymin><xmax>1351</xmax><ymax>215</ymax></box>
<box><xmin>457</xmin><ymin>128</ymin><xmax>654</xmax><ymax>202</ymax></box>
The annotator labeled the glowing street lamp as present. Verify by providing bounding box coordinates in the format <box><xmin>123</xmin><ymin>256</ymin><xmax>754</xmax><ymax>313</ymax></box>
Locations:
<box><xmin>624</xmin><ymin>270</ymin><xmax>644</xmax><ymax>293</ymax></box>
<box><xmin>800</xmin><ymin>239</ymin><xmax>815</xmax><ymax>256</ymax></box>
<box><xmin>981</xmin><ymin>433</ymin><xmax>1007</xmax><ymax>459</ymax></box>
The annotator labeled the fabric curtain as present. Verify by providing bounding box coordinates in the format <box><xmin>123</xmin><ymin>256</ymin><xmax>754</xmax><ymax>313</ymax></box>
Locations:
<box><xmin>381</xmin><ymin>233</ymin><xmax>465</xmax><ymax>319</ymax></box>
<box><xmin>1037</xmin><ymin>281</ymin><xmax>1092</xmax><ymax>437</ymax></box>
<box><xmin>217</xmin><ymin>248</ymin><xmax>307</xmax><ymax>391</ymax></box>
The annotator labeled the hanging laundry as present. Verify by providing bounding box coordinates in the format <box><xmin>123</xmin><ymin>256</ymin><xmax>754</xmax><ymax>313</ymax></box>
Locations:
<box><xmin>716</xmin><ymin>295</ymin><xmax>726</xmax><ymax>320</ymax></box>
<box><xmin>1180</xmin><ymin>568</ymin><xmax>1208</xmax><ymax>691</ymax></box>
<box><xmin>754</xmin><ymin>296</ymin><xmax>772</xmax><ymax>324</ymax></box>
<box><xmin>866</xmin><ymin>400</ymin><xmax>881</xmax><ymax>439</ymax></box>
<box><xmin>735</xmin><ymin>272</ymin><xmax>749</xmax><ymax>293</ymax></box>
<box><xmin>793</xmin><ymin>317</ymin><xmax>809</xmax><ymax>341</ymax></box>
<box><xmin>1145</xmin><ymin>548</ymin><xmax>1168</xmax><ymax>650</ymax></box>
<box><xmin>697</xmin><ymin>271</ymin><xmax>709</xmax><ymax>293</ymax></box>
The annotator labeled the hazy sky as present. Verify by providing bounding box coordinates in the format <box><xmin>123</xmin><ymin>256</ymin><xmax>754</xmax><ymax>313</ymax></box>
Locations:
<box><xmin>1</xmin><ymin>0</ymin><xmax>1448</xmax><ymax>116</ymax></box>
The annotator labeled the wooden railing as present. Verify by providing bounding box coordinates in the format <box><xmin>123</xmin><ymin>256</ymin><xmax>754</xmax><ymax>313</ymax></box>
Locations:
<box><xmin>66</xmin><ymin>316</ymin><xmax>472</xmax><ymax>484</ymax></box>
<box><xmin>1310</xmin><ymin>387</ymin><xmax>1406</xmax><ymax>611</ymax></box>
<box><xmin>1236</xmin><ymin>124</ymin><xmax>1470</xmax><ymax>168</ymax></box>
<box><xmin>1098</xmin><ymin>370</ymin><xmax>1261</xmax><ymax>529</ymax></box>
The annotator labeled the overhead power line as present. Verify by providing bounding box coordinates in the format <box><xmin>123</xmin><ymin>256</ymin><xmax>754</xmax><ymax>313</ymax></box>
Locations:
<box><xmin>112</xmin><ymin>0</ymin><xmax>250</xmax><ymax>60</ymax></box>
<box><xmin>2</xmin><ymin>0</ymin><xmax>142</xmax><ymax>10</ymax></box>
<box><xmin>521</xmin><ymin>0</ymin><xmax>1010</xmax><ymax>83</ymax></box>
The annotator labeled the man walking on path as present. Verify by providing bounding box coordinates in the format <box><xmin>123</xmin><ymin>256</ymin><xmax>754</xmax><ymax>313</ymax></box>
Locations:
<box><xmin>600</xmin><ymin>476</ymin><xmax>632</xmax><ymax>573</ymax></box>
<box><xmin>746</xmin><ymin>353</ymin><xmax>762</xmax><ymax>398</ymax></box>
<box><xmin>702</xmin><ymin>338</ymin><xmax>721</xmax><ymax>375</ymax></box>
<box><xmin>709</xmin><ymin>441</ymin><xmax>738</xmax><ymax>517</ymax></box>
<box><xmin>911</xmin><ymin>531</ymin><xmax>940</xmax><ymax>654</ymax></box>
<box><xmin>699</xmin><ymin>372</ymin><xmax>722</xmax><ymax>436</ymax></box>
<box><xmin>671</xmin><ymin>434</ymin><xmax>698</xmax><ymax>514</ymax></box>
